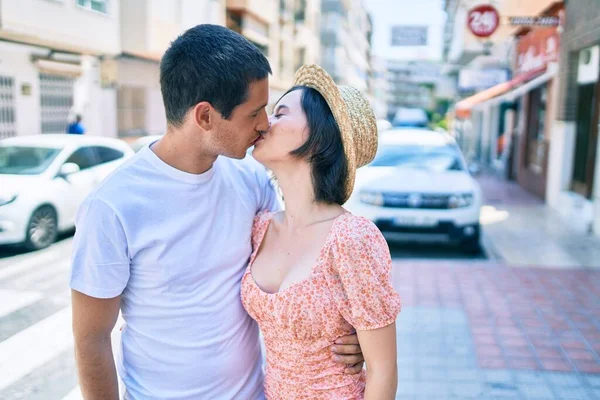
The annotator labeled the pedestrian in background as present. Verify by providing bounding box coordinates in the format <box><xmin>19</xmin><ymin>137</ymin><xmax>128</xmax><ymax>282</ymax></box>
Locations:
<box><xmin>67</xmin><ymin>114</ymin><xmax>85</xmax><ymax>134</ymax></box>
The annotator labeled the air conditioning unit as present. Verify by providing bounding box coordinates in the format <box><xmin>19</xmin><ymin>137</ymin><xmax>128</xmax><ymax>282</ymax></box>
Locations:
<box><xmin>577</xmin><ymin>45</ymin><xmax>599</xmax><ymax>84</ymax></box>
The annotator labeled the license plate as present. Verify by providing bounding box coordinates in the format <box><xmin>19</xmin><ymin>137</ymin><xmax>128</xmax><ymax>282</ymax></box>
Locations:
<box><xmin>394</xmin><ymin>216</ymin><xmax>437</xmax><ymax>227</ymax></box>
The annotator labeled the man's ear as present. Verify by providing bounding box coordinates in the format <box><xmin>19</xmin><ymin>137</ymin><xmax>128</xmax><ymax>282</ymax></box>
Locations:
<box><xmin>192</xmin><ymin>102</ymin><xmax>214</xmax><ymax>131</ymax></box>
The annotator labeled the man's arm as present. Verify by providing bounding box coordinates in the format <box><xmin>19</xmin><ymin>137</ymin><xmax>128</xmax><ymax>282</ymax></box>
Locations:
<box><xmin>72</xmin><ymin>290</ymin><xmax>121</xmax><ymax>400</ymax></box>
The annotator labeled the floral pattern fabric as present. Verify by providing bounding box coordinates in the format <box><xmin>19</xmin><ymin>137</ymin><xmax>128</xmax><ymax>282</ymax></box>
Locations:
<box><xmin>241</xmin><ymin>211</ymin><xmax>401</xmax><ymax>399</ymax></box>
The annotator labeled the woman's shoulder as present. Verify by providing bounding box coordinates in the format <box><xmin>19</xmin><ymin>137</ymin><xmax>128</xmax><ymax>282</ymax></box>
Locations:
<box><xmin>253</xmin><ymin>210</ymin><xmax>276</xmax><ymax>228</ymax></box>
<box><xmin>333</xmin><ymin>212</ymin><xmax>382</xmax><ymax>240</ymax></box>
<box><xmin>251</xmin><ymin>211</ymin><xmax>275</xmax><ymax>248</ymax></box>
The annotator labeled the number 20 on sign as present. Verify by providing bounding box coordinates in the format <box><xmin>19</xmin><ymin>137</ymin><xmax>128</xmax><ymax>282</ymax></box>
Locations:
<box><xmin>468</xmin><ymin>4</ymin><xmax>500</xmax><ymax>38</ymax></box>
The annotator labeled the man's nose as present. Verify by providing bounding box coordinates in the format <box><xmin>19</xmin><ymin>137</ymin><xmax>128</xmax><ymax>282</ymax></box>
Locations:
<box><xmin>258</xmin><ymin>118</ymin><xmax>271</xmax><ymax>134</ymax></box>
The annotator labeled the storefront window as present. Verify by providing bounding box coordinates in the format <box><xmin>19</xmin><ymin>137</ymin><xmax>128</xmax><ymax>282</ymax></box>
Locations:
<box><xmin>571</xmin><ymin>82</ymin><xmax>598</xmax><ymax>198</ymax></box>
<box><xmin>525</xmin><ymin>83</ymin><xmax>548</xmax><ymax>173</ymax></box>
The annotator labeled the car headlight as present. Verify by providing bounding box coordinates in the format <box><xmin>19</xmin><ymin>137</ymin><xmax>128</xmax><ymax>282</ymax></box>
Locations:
<box><xmin>448</xmin><ymin>193</ymin><xmax>474</xmax><ymax>208</ymax></box>
<box><xmin>360</xmin><ymin>191</ymin><xmax>384</xmax><ymax>206</ymax></box>
<box><xmin>0</xmin><ymin>193</ymin><xmax>18</xmax><ymax>206</ymax></box>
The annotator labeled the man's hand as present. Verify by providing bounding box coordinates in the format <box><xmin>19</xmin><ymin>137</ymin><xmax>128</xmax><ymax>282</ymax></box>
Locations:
<box><xmin>330</xmin><ymin>332</ymin><xmax>365</xmax><ymax>374</ymax></box>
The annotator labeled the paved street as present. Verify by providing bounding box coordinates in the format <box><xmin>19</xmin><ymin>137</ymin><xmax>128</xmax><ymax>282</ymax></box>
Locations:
<box><xmin>394</xmin><ymin>263</ymin><xmax>600</xmax><ymax>399</ymax></box>
<box><xmin>0</xmin><ymin>174</ymin><xmax>599</xmax><ymax>399</ymax></box>
<box><xmin>0</xmin><ymin>238</ymin><xmax>80</xmax><ymax>400</ymax></box>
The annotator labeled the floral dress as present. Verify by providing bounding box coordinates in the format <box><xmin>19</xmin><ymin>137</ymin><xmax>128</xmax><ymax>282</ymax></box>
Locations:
<box><xmin>241</xmin><ymin>211</ymin><xmax>401</xmax><ymax>399</ymax></box>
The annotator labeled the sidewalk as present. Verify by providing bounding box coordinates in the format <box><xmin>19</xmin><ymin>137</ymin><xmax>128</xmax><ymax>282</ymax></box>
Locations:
<box><xmin>476</xmin><ymin>174</ymin><xmax>600</xmax><ymax>269</ymax></box>
<box><xmin>392</xmin><ymin>263</ymin><xmax>600</xmax><ymax>399</ymax></box>
<box><xmin>392</xmin><ymin>174</ymin><xmax>600</xmax><ymax>399</ymax></box>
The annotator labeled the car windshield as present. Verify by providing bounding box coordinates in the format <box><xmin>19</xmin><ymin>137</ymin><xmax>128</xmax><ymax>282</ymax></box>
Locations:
<box><xmin>0</xmin><ymin>145</ymin><xmax>62</xmax><ymax>175</ymax></box>
<box><xmin>392</xmin><ymin>108</ymin><xmax>429</xmax><ymax>127</ymax></box>
<box><xmin>370</xmin><ymin>143</ymin><xmax>465</xmax><ymax>172</ymax></box>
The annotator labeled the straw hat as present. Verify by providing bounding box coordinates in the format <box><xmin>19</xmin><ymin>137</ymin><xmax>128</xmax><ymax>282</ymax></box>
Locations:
<box><xmin>294</xmin><ymin>64</ymin><xmax>378</xmax><ymax>203</ymax></box>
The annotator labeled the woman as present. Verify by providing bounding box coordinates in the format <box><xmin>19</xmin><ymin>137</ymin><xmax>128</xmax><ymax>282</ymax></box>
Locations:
<box><xmin>241</xmin><ymin>65</ymin><xmax>401</xmax><ymax>399</ymax></box>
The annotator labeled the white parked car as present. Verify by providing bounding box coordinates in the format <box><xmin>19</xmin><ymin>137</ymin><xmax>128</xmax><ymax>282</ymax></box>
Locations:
<box><xmin>345</xmin><ymin>129</ymin><xmax>483</xmax><ymax>252</ymax></box>
<box><xmin>130</xmin><ymin>135</ymin><xmax>162</xmax><ymax>152</ymax></box>
<box><xmin>377</xmin><ymin>119</ymin><xmax>392</xmax><ymax>133</ymax></box>
<box><xmin>0</xmin><ymin>134</ymin><xmax>134</xmax><ymax>250</ymax></box>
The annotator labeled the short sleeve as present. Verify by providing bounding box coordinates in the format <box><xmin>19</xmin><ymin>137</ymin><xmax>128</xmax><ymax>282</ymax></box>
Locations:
<box><xmin>256</xmin><ymin>168</ymin><xmax>283</xmax><ymax>213</ymax></box>
<box><xmin>251</xmin><ymin>211</ymin><xmax>272</xmax><ymax>253</ymax></box>
<box><xmin>326</xmin><ymin>216</ymin><xmax>401</xmax><ymax>331</ymax></box>
<box><xmin>69</xmin><ymin>197</ymin><xmax>130</xmax><ymax>299</ymax></box>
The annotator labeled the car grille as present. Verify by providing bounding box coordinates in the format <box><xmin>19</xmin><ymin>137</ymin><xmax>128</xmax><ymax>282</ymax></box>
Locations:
<box><xmin>382</xmin><ymin>193</ymin><xmax>451</xmax><ymax>209</ymax></box>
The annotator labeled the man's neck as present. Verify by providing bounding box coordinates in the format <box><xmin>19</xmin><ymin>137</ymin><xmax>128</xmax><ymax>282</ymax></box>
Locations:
<box><xmin>151</xmin><ymin>132</ymin><xmax>216</xmax><ymax>175</ymax></box>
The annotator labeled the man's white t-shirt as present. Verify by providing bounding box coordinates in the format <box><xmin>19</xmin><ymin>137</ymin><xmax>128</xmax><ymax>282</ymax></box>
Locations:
<box><xmin>70</xmin><ymin>144</ymin><xmax>281</xmax><ymax>399</ymax></box>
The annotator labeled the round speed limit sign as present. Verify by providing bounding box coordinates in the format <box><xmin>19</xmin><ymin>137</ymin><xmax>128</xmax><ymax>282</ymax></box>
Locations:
<box><xmin>467</xmin><ymin>5</ymin><xmax>500</xmax><ymax>38</ymax></box>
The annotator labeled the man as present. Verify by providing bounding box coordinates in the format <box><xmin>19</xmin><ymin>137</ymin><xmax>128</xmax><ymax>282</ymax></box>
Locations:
<box><xmin>67</xmin><ymin>114</ymin><xmax>85</xmax><ymax>134</ymax></box>
<box><xmin>70</xmin><ymin>25</ymin><xmax>363</xmax><ymax>399</ymax></box>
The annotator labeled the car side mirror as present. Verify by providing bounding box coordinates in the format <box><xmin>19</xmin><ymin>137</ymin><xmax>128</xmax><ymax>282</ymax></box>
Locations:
<box><xmin>58</xmin><ymin>162</ymin><xmax>80</xmax><ymax>179</ymax></box>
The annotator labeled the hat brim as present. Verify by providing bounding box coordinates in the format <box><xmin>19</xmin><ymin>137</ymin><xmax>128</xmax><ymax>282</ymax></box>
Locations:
<box><xmin>294</xmin><ymin>65</ymin><xmax>357</xmax><ymax>203</ymax></box>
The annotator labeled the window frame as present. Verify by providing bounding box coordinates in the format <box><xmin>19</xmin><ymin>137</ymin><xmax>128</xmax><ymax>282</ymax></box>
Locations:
<box><xmin>63</xmin><ymin>146</ymin><xmax>100</xmax><ymax>171</ymax></box>
<box><xmin>76</xmin><ymin>0</ymin><xmax>109</xmax><ymax>14</ymax></box>
<box><xmin>91</xmin><ymin>145</ymin><xmax>125</xmax><ymax>165</ymax></box>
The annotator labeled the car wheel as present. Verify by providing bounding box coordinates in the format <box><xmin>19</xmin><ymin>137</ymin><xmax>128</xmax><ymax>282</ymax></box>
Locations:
<box><xmin>25</xmin><ymin>206</ymin><xmax>58</xmax><ymax>251</ymax></box>
<box><xmin>460</xmin><ymin>226</ymin><xmax>481</xmax><ymax>255</ymax></box>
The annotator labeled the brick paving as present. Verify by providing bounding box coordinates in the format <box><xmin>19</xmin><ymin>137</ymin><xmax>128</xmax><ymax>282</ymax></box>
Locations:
<box><xmin>393</xmin><ymin>263</ymin><xmax>600</xmax><ymax>399</ymax></box>
<box><xmin>392</xmin><ymin>174</ymin><xmax>600</xmax><ymax>399</ymax></box>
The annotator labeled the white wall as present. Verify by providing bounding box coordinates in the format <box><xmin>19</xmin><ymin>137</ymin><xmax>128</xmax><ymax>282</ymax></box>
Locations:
<box><xmin>121</xmin><ymin>0</ymin><xmax>223</xmax><ymax>59</ymax></box>
<box><xmin>117</xmin><ymin>58</ymin><xmax>165</xmax><ymax>136</ymax></box>
<box><xmin>0</xmin><ymin>43</ymin><xmax>107</xmax><ymax>138</ymax></box>
<box><xmin>100</xmin><ymin>89</ymin><xmax>118</xmax><ymax>138</ymax></box>
<box><xmin>0</xmin><ymin>42</ymin><xmax>42</xmax><ymax>136</ymax></box>
<box><xmin>146</xmin><ymin>88</ymin><xmax>167</xmax><ymax>135</ymax></box>
<box><xmin>73</xmin><ymin>55</ymin><xmax>106</xmax><ymax>137</ymax></box>
<box><xmin>593</xmin><ymin>137</ymin><xmax>600</xmax><ymax>235</ymax></box>
<box><xmin>117</xmin><ymin>59</ymin><xmax>161</xmax><ymax>89</ymax></box>
<box><xmin>148</xmin><ymin>0</ymin><xmax>182</xmax><ymax>55</ymax></box>
<box><xmin>120</xmin><ymin>0</ymin><xmax>149</xmax><ymax>55</ymax></box>
<box><xmin>181</xmin><ymin>0</ymin><xmax>221</xmax><ymax>29</ymax></box>
<box><xmin>546</xmin><ymin>120</ymin><xmax>595</xmax><ymax>233</ymax></box>
<box><xmin>0</xmin><ymin>0</ymin><xmax>120</xmax><ymax>55</ymax></box>
<box><xmin>364</xmin><ymin>0</ymin><xmax>445</xmax><ymax>62</ymax></box>
<box><xmin>448</xmin><ymin>5</ymin><xmax>468</xmax><ymax>63</ymax></box>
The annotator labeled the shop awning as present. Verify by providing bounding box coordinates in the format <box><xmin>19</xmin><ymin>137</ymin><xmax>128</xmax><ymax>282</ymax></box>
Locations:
<box><xmin>454</xmin><ymin>67</ymin><xmax>551</xmax><ymax>119</ymax></box>
<box><xmin>473</xmin><ymin>63</ymin><xmax>558</xmax><ymax>110</ymax></box>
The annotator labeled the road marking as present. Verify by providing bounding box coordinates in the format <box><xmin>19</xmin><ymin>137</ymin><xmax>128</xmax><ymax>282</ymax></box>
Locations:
<box><xmin>0</xmin><ymin>307</ymin><xmax>72</xmax><ymax>391</ymax></box>
<box><xmin>0</xmin><ymin>252</ymin><xmax>64</xmax><ymax>281</ymax></box>
<box><xmin>0</xmin><ymin>289</ymin><xmax>43</xmax><ymax>318</ymax></box>
<box><xmin>10</xmin><ymin>261</ymin><xmax>70</xmax><ymax>289</ymax></box>
<box><xmin>35</xmin><ymin>270</ymin><xmax>71</xmax><ymax>292</ymax></box>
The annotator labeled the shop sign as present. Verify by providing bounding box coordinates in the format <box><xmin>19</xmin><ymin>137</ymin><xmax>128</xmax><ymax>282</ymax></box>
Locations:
<box><xmin>467</xmin><ymin>5</ymin><xmax>500</xmax><ymax>38</ymax></box>
<box><xmin>515</xmin><ymin>27</ymin><xmax>560</xmax><ymax>77</ymax></box>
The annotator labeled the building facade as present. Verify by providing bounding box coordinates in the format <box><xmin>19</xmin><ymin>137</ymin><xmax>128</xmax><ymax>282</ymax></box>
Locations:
<box><xmin>547</xmin><ymin>0</ymin><xmax>600</xmax><ymax>235</ymax></box>
<box><xmin>385</xmin><ymin>60</ymin><xmax>441</xmax><ymax>120</ymax></box>
<box><xmin>0</xmin><ymin>0</ymin><xmax>224</xmax><ymax>139</ymax></box>
<box><xmin>366</xmin><ymin>0</ymin><xmax>445</xmax><ymax>121</ymax></box>
<box><xmin>451</xmin><ymin>1</ymin><xmax>562</xmax><ymax>190</ymax></box>
<box><xmin>113</xmin><ymin>0</ymin><xmax>225</xmax><ymax>138</ymax></box>
<box><xmin>320</xmin><ymin>0</ymin><xmax>371</xmax><ymax>90</ymax></box>
<box><xmin>0</xmin><ymin>0</ymin><xmax>120</xmax><ymax>138</ymax></box>
<box><xmin>226</xmin><ymin>0</ymin><xmax>322</xmax><ymax>107</ymax></box>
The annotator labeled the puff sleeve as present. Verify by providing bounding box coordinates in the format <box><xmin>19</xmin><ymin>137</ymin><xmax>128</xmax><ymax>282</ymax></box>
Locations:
<box><xmin>325</xmin><ymin>215</ymin><xmax>401</xmax><ymax>330</ymax></box>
